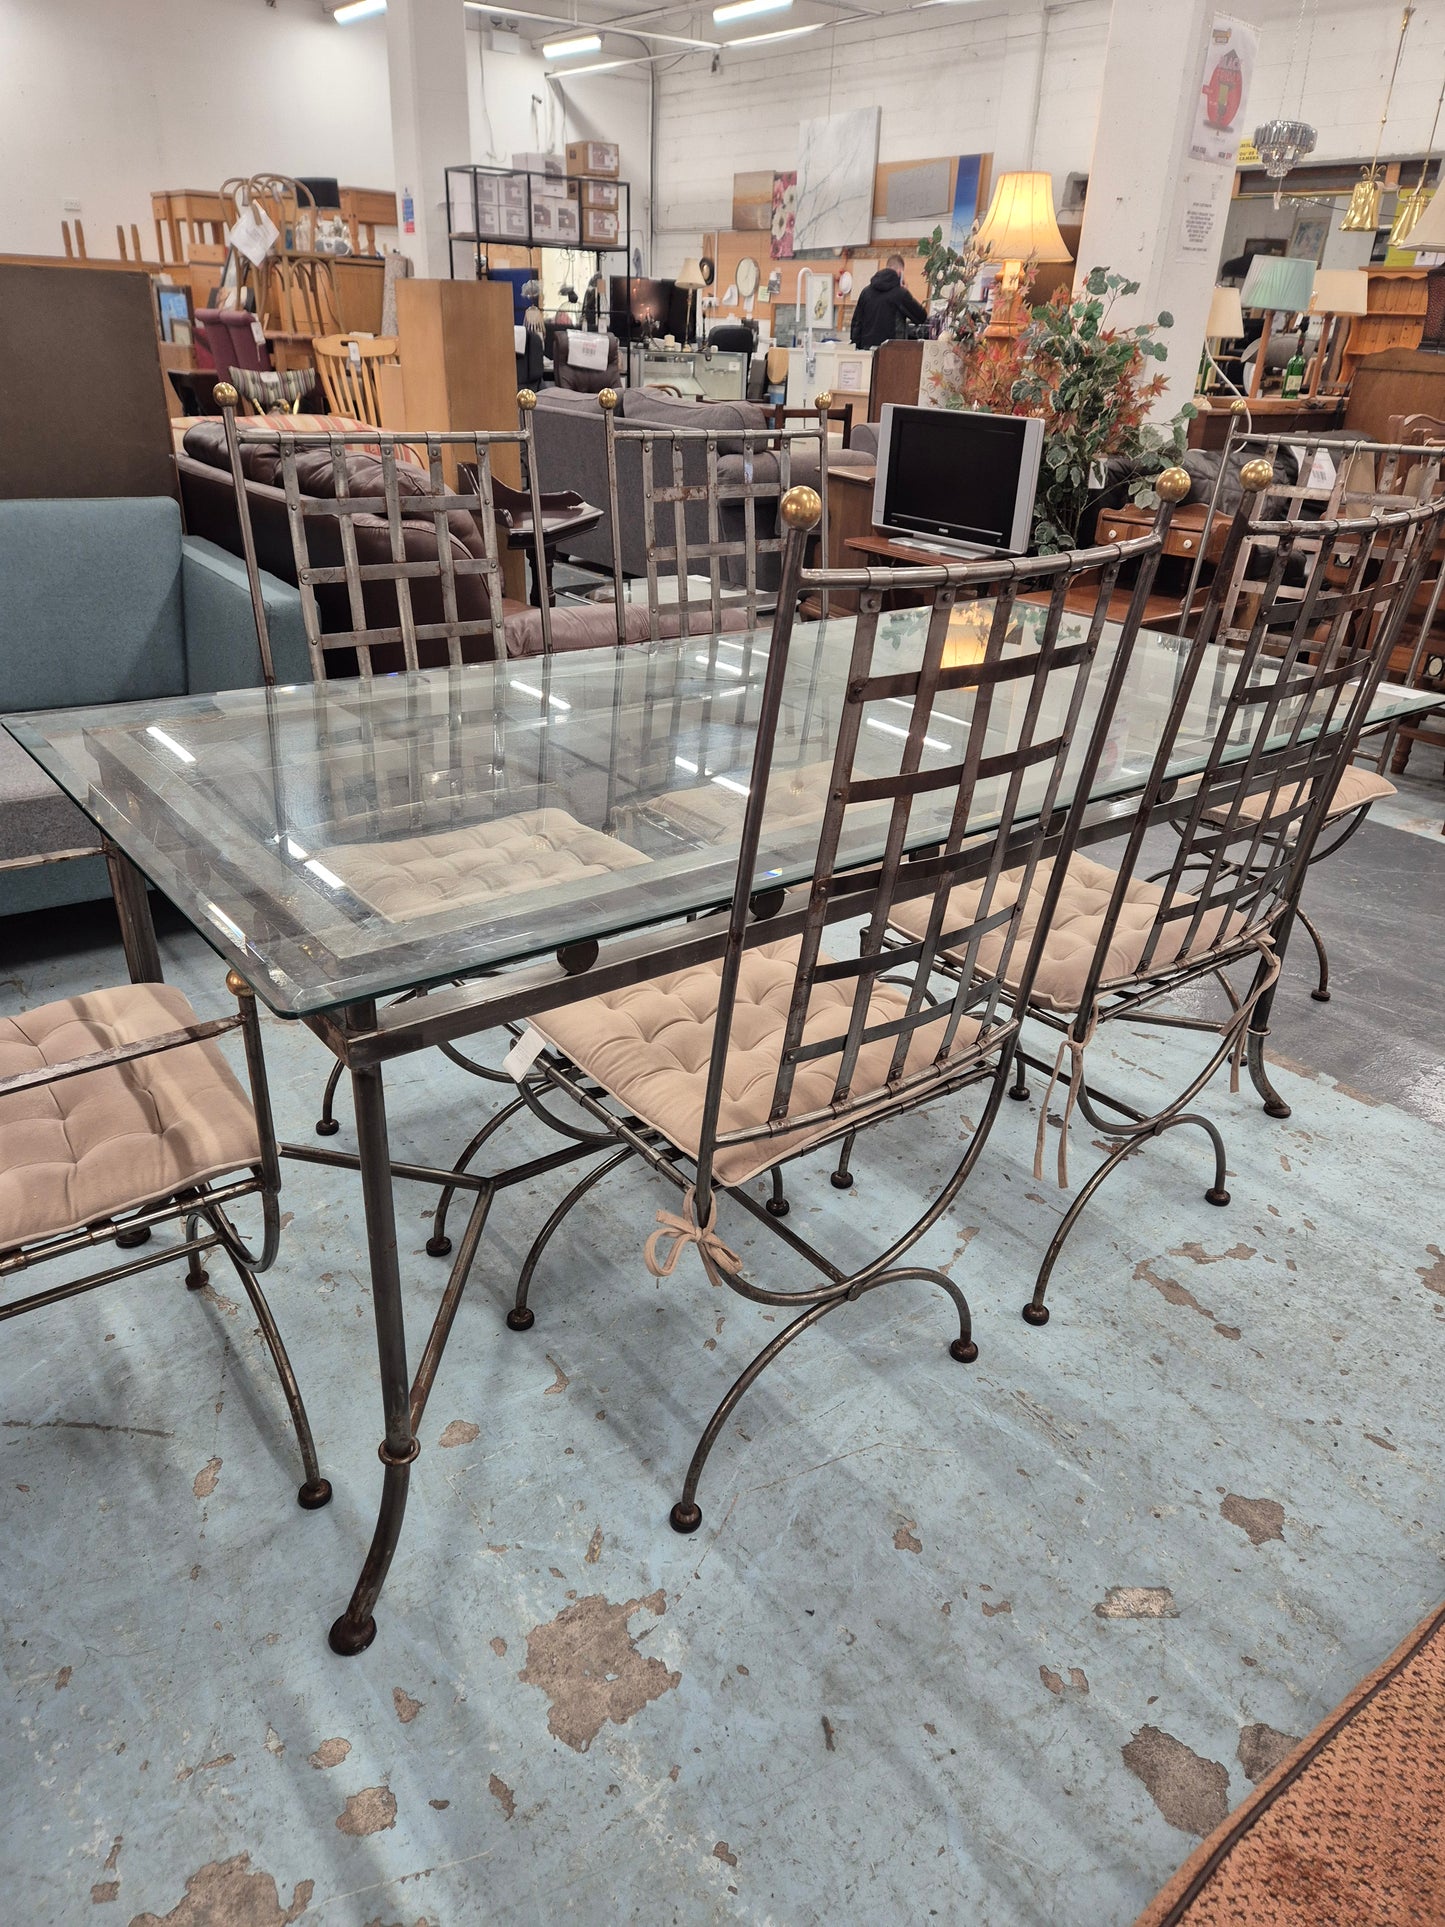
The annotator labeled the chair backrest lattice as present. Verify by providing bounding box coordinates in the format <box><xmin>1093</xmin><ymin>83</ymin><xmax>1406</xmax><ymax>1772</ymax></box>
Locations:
<box><xmin>686</xmin><ymin>476</ymin><xmax>1188</xmax><ymax>1215</ymax></box>
<box><xmin>218</xmin><ymin>389</ymin><xmax>552</xmax><ymax>682</ymax></box>
<box><xmin>313</xmin><ymin>334</ymin><xmax>401</xmax><ymax>426</ymax></box>
<box><xmin>597</xmin><ymin>390</ymin><xmax>832</xmax><ymax>646</ymax></box>
<box><xmin>1086</xmin><ymin>465</ymin><xmax>1445</xmax><ymax>1021</ymax></box>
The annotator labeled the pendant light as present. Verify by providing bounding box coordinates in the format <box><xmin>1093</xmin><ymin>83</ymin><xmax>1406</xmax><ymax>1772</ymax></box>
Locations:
<box><xmin>1390</xmin><ymin>69</ymin><xmax>1445</xmax><ymax>246</ymax></box>
<box><xmin>1342</xmin><ymin>5</ymin><xmax>1415</xmax><ymax>231</ymax></box>
<box><xmin>1253</xmin><ymin>0</ymin><xmax>1318</xmax><ymax>209</ymax></box>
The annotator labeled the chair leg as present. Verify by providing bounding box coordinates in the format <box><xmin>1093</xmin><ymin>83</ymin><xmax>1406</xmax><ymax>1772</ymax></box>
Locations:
<box><xmin>226</xmin><ymin>1251</ymin><xmax>331</xmax><ymax>1510</ymax></box>
<box><xmin>830</xmin><ymin>1131</ymin><xmax>857</xmax><ymax>1190</ymax></box>
<box><xmin>184</xmin><ymin>1210</ymin><xmax>209</xmax><ymax>1290</ymax></box>
<box><xmin>509</xmin><ymin>1147</ymin><xmax>633</xmax><ymax>1330</ymax></box>
<box><xmin>315</xmin><ymin>1056</ymin><xmax>345</xmax><ymax>1137</ymax></box>
<box><xmin>765</xmin><ymin>1166</ymin><xmax>790</xmax><ymax>1217</ymax></box>
<box><xmin>428</xmin><ymin>1095</ymin><xmax>529</xmax><ymax>1258</ymax></box>
<box><xmin>1294</xmin><ymin>903</ymin><xmax>1331</xmax><ymax>1002</ymax></box>
<box><xmin>1008</xmin><ymin>1048</ymin><xmax>1030</xmax><ymax>1102</ymax></box>
<box><xmin>1021</xmin><ymin>1111</ymin><xmax>1229</xmax><ymax>1328</ymax></box>
<box><xmin>670</xmin><ymin>1263</ymin><xmax>976</xmax><ymax>1535</ymax></box>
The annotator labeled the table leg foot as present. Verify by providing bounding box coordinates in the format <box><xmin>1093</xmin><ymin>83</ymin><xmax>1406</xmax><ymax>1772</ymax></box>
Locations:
<box><xmin>299</xmin><ymin>1478</ymin><xmax>334</xmax><ymax>1511</ymax></box>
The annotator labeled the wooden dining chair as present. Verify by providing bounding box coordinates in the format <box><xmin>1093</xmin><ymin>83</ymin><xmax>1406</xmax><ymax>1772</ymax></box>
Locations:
<box><xmin>312</xmin><ymin>335</ymin><xmax>401</xmax><ymax>426</ymax></box>
<box><xmin>489</xmin><ymin>475</ymin><xmax>1186</xmax><ymax>1533</ymax></box>
<box><xmin>0</xmin><ymin>970</ymin><xmax>329</xmax><ymax>1513</ymax></box>
<box><xmin>890</xmin><ymin>464</ymin><xmax>1445</xmax><ymax>1330</ymax></box>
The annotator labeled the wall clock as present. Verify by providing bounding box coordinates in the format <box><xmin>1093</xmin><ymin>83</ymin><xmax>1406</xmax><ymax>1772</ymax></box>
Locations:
<box><xmin>735</xmin><ymin>255</ymin><xmax>759</xmax><ymax>300</ymax></box>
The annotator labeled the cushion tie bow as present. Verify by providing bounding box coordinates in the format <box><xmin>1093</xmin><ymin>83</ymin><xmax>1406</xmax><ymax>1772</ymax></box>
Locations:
<box><xmin>644</xmin><ymin>1186</ymin><xmax>742</xmax><ymax>1278</ymax></box>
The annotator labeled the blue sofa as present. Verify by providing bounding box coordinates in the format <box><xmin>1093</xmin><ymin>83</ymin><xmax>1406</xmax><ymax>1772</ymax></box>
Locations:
<box><xmin>0</xmin><ymin>496</ymin><xmax>308</xmax><ymax>919</ymax></box>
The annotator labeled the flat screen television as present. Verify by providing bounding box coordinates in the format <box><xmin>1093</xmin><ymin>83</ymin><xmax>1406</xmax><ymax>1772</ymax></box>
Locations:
<box><xmin>872</xmin><ymin>404</ymin><xmax>1044</xmax><ymax>557</ymax></box>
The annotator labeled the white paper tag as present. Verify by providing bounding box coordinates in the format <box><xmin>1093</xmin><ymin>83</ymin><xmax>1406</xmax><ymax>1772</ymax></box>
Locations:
<box><xmin>567</xmin><ymin>331</ymin><xmax>610</xmax><ymax>371</ymax></box>
<box><xmin>502</xmin><ymin>1025</ymin><xmax>549</xmax><ymax>1080</ymax></box>
<box><xmin>226</xmin><ymin>203</ymin><xmax>279</xmax><ymax>268</ymax></box>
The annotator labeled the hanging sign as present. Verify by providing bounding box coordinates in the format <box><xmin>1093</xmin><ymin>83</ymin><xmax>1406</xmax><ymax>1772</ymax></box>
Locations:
<box><xmin>1191</xmin><ymin>16</ymin><xmax>1258</xmax><ymax>167</ymax></box>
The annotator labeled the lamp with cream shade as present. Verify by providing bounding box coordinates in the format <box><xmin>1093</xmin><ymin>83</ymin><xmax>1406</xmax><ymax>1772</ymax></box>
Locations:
<box><xmin>1240</xmin><ymin>253</ymin><xmax>1316</xmax><ymax>398</ymax></box>
<box><xmin>1306</xmin><ymin>268</ymin><xmax>1369</xmax><ymax>394</ymax></box>
<box><xmin>674</xmin><ymin>257</ymin><xmax>706</xmax><ymax>345</ymax></box>
<box><xmin>1198</xmin><ymin>284</ymin><xmax>1245</xmax><ymax>394</ymax></box>
<box><xmin>974</xmin><ymin>170</ymin><xmax>1073</xmax><ymax>337</ymax></box>
<box><xmin>1400</xmin><ymin>178</ymin><xmax>1445</xmax><ymax>255</ymax></box>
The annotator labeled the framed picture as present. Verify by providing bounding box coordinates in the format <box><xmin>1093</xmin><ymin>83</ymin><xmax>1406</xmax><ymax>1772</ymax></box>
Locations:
<box><xmin>1242</xmin><ymin>236</ymin><xmax>1286</xmax><ymax>264</ymax></box>
<box><xmin>1288</xmin><ymin>209</ymin><xmax>1330</xmax><ymax>263</ymax></box>
<box><xmin>155</xmin><ymin>284</ymin><xmax>194</xmax><ymax>343</ymax></box>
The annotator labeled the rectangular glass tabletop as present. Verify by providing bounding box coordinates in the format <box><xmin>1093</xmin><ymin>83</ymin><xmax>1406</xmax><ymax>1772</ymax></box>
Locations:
<box><xmin>8</xmin><ymin>606</ymin><xmax>1434</xmax><ymax>1019</ymax></box>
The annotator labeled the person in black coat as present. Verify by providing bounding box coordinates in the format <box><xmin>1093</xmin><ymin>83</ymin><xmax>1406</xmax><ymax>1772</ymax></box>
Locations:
<box><xmin>850</xmin><ymin>256</ymin><xmax>928</xmax><ymax>349</ymax></box>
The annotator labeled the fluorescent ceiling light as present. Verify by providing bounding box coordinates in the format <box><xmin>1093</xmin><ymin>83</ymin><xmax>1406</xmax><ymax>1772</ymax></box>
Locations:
<box><xmin>713</xmin><ymin>0</ymin><xmax>791</xmax><ymax>23</ymax></box>
<box><xmin>333</xmin><ymin>0</ymin><xmax>386</xmax><ymax>21</ymax></box>
<box><xmin>543</xmin><ymin>30</ymin><xmax>602</xmax><ymax>55</ymax></box>
<box><xmin>724</xmin><ymin>22</ymin><xmax>823</xmax><ymax>44</ymax></box>
<box><xmin>547</xmin><ymin>57</ymin><xmax>635</xmax><ymax>73</ymax></box>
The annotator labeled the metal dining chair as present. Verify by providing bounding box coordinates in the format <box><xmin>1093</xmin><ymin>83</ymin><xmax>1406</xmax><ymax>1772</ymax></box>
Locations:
<box><xmin>890</xmin><ymin>463</ymin><xmax>1445</xmax><ymax>1330</ymax></box>
<box><xmin>1200</xmin><ymin>433</ymin><xmax>1445</xmax><ymax>1001</ymax></box>
<box><xmin>489</xmin><ymin>474</ymin><xmax>1187</xmax><ymax>1533</ymax></box>
<box><xmin>0</xmin><ymin>970</ymin><xmax>329</xmax><ymax>1511</ymax></box>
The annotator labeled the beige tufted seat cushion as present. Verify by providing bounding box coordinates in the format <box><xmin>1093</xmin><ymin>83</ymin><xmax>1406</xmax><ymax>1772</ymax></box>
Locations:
<box><xmin>890</xmin><ymin>853</ymin><xmax>1250</xmax><ymax>1016</ymax></box>
<box><xmin>315</xmin><ymin>808</ymin><xmax>650</xmax><ymax>922</ymax></box>
<box><xmin>534</xmin><ymin>937</ymin><xmax>978</xmax><ymax>1187</ymax></box>
<box><xmin>1210</xmin><ymin>763</ymin><xmax>1396</xmax><ymax>830</ymax></box>
<box><xmin>0</xmin><ymin>985</ymin><xmax>260</xmax><ymax>1252</ymax></box>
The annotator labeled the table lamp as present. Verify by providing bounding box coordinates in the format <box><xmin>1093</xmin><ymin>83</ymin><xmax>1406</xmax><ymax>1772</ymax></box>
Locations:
<box><xmin>1305</xmin><ymin>268</ymin><xmax>1369</xmax><ymax>394</ymax></box>
<box><xmin>974</xmin><ymin>171</ymin><xmax>1072</xmax><ymax>337</ymax></box>
<box><xmin>1399</xmin><ymin>178</ymin><xmax>1445</xmax><ymax>254</ymax></box>
<box><xmin>1200</xmin><ymin>284</ymin><xmax>1245</xmax><ymax>393</ymax></box>
<box><xmin>1239</xmin><ymin>253</ymin><xmax>1316</xmax><ymax>399</ymax></box>
<box><xmin>675</xmin><ymin>258</ymin><xmax>706</xmax><ymax>346</ymax></box>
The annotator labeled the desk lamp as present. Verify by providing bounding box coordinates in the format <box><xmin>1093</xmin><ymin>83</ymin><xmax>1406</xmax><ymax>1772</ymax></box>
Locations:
<box><xmin>1200</xmin><ymin>284</ymin><xmax>1245</xmax><ymax>393</ymax></box>
<box><xmin>974</xmin><ymin>171</ymin><xmax>1072</xmax><ymax>337</ymax></box>
<box><xmin>1239</xmin><ymin>253</ymin><xmax>1316</xmax><ymax>398</ymax></box>
<box><xmin>1305</xmin><ymin>269</ymin><xmax>1369</xmax><ymax>394</ymax></box>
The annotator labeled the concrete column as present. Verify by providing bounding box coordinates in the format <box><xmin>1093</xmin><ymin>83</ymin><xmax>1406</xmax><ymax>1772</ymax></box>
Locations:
<box><xmin>386</xmin><ymin>0</ymin><xmax>472</xmax><ymax>280</ymax></box>
<box><xmin>1075</xmin><ymin>0</ymin><xmax>1261</xmax><ymax>418</ymax></box>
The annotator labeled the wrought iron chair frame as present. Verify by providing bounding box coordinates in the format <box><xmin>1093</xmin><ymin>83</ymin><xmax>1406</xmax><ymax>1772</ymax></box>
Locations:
<box><xmin>953</xmin><ymin>466</ymin><xmax>1445</xmax><ymax>1328</ymax></box>
<box><xmin>492</xmin><ymin>478</ymin><xmax>1184</xmax><ymax>1532</ymax></box>
<box><xmin>0</xmin><ymin>969</ymin><xmax>329</xmax><ymax>1511</ymax></box>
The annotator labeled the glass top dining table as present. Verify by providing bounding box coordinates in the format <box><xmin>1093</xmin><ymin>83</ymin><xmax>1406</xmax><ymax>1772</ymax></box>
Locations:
<box><xmin>8</xmin><ymin>603</ymin><xmax>1435</xmax><ymax>1022</ymax></box>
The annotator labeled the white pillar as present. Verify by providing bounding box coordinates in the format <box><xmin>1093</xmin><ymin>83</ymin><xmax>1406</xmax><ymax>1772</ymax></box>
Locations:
<box><xmin>386</xmin><ymin>0</ymin><xmax>472</xmax><ymax>281</ymax></box>
<box><xmin>1076</xmin><ymin>0</ymin><xmax>1261</xmax><ymax>418</ymax></box>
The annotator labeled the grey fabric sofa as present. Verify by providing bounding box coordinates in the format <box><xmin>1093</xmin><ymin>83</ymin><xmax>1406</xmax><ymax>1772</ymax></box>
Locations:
<box><xmin>1</xmin><ymin>496</ymin><xmax>306</xmax><ymax>920</ymax></box>
<box><xmin>532</xmin><ymin>389</ymin><xmax>871</xmax><ymax>584</ymax></box>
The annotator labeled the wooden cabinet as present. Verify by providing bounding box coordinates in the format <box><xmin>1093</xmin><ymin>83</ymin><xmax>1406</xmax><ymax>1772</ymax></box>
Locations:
<box><xmin>1341</xmin><ymin>269</ymin><xmax>1428</xmax><ymax>384</ymax></box>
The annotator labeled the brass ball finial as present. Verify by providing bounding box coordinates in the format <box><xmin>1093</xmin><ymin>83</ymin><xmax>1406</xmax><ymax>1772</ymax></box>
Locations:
<box><xmin>516</xmin><ymin>387</ymin><xmax>537</xmax><ymax>411</ymax></box>
<box><xmin>598</xmin><ymin>388</ymin><xmax>619</xmax><ymax>412</ymax></box>
<box><xmin>225</xmin><ymin>968</ymin><xmax>252</xmax><ymax>998</ymax></box>
<box><xmin>814</xmin><ymin>390</ymin><xmax>832</xmax><ymax>410</ymax></box>
<box><xmin>1229</xmin><ymin>397</ymin><xmax>1250</xmax><ymax>416</ymax></box>
<box><xmin>780</xmin><ymin>484</ymin><xmax>823</xmax><ymax>531</ymax></box>
<box><xmin>1240</xmin><ymin>458</ymin><xmax>1275</xmax><ymax>494</ymax></box>
<box><xmin>1155</xmin><ymin>466</ymin><xmax>1191</xmax><ymax>504</ymax></box>
<box><xmin>214</xmin><ymin>381</ymin><xmax>239</xmax><ymax>411</ymax></box>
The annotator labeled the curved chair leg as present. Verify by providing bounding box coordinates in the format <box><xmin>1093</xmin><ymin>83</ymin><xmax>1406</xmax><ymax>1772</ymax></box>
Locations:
<box><xmin>1294</xmin><ymin>902</ymin><xmax>1331</xmax><ymax>1002</ymax></box>
<box><xmin>1008</xmin><ymin>1048</ymin><xmax>1030</xmax><ymax>1102</ymax></box>
<box><xmin>427</xmin><ymin>1095</ymin><xmax>528</xmax><ymax>1257</ymax></box>
<box><xmin>1246</xmin><ymin>1026</ymin><xmax>1291</xmax><ymax>1119</ymax></box>
<box><xmin>1022</xmin><ymin>1112</ymin><xmax>1229</xmax><ymax>1328</ymax></box>
<box><xmin>830</xmin><ymin>1131</ymin><xmax>857</xmax><ymax>1190</ymax></box>
<box><xmin>670</xmin><ymin>1265</ymin><xmax>975</xmax><ymax>1534</ymax></box>
<box><xmin>227</xmin><ymin>1252</ymin><xmax>332</xmax><ymax>1510</ymax></box>
<box><xmin>315</xmin><ymin>1056</ymin><xmax>346</xmax><ymax>1137</ymax></box>
<box><xmin>184</xmin><ymin>1210</ymin><xmax>208</xmax><ymax>1290</ymax></box>
<box><xmin>509</xmin><ymin>1147</ymin><xmax>634</xmax><ymax>1331</ymax></box>
<box><xmin>765</xmin><ymin>1166</ymin><xmax>790</xmax><ymax>1218</ymax></box>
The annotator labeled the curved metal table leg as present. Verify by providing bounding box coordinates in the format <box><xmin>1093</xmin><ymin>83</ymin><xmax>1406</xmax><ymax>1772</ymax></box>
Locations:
<box><xmin>330</xmin><ymin>1057</ymin><xmax>415</xmax><ymax>1657</ymax></box>
<box><xmin>1294</xmin><ymin>902</ymin><xmax>1331</xmax><ymax>1002</ymax></box>
<box><xmin>1244</xmin><ymin>919</ymin><xmax>1292</xmax><ymax>1119</ymax></box>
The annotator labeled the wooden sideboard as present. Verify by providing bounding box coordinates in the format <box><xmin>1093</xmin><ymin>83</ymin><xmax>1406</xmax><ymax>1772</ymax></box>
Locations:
<box><xmin>1344</xmin><ymin>347</ymin><xmax>1445</xmax><ymax>440</ymax></box>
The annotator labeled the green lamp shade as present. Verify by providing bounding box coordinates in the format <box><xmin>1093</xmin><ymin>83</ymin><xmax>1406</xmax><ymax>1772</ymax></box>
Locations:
<box><xmin>1240</xmin><ymin>253</ymin><xmax>1316</xmax><ymax>314</ymax></box>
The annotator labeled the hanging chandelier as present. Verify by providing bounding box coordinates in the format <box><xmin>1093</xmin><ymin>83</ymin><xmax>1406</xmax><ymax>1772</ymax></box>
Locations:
<box><xmin>1343</xmin><ymin>5</ymin><xmax>1415</xmax><ymax>231</ymax></box>
<box><xmin>1390</xmin><ymin>68</ymin><xmax>1445</xmax><ymax>245</ymax></box>
<box><xmin>1252</xmin><ymin>0</ymin><xmax>1318</xmax><ymax>208</ymax></box>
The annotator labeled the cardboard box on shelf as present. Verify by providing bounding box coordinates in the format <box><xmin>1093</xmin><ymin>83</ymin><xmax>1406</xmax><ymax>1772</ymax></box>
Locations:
<box><xmin>554</xmin><ymin>202</ymin><xmax>581</xmax><ymax>242</ymax></box>
<box><xmin>582</xmin><ymin>208</ymin><xmax>619</xmax><ymax>247</ymax></box>
<box><xmin>566</xmin><ymin>141</ymin><xmax>620</xmax><ymax>178</ymax></box>
<box><xmin>498</xmin><ymin>206</ymin><xmax>529</xmax><ymax>238</ymax></box>
<box><xmin>581</xmin><ymin>180</ymin><xmax>620</xmax><ymax>210</ymax></box>
<box><xmin>530</xmin><ymin>175</ymin><xmax>572</xmax><ymax>201</ymax></box>
<box><xmin>513</xmin><ymin>151</ymin><xmax>564</xmax><ymax>178</ymax></box>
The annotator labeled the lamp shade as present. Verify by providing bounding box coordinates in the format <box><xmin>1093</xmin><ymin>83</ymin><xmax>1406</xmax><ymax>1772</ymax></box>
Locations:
<box><xmin>1240</xmin><ymin>252</ymin><xmax>1316</xmax><ymax>314</ymax></box>
<box><xmin>1307</xmin><ymin>268</ymin><xmax>1369</xmax><ymax>317</ymax></box>
<box><xmin>674</xmin><ymin>257</ymin><xmax>707</xmax><ymax>290</ymax></box>
<box><xmin>1206</xmin><ymin>285</ymin><xmax>1245</xmax><ymax>337</ymax></box>
<box><xmin>1403</xmin><ymin>184</ymin><xmax>1445</xmax><ymax>253</ymax></box>
<box><xmin>975</xmin><ymin>171</ymin><xmax>1072</xmax><ymax>264</ymax></box>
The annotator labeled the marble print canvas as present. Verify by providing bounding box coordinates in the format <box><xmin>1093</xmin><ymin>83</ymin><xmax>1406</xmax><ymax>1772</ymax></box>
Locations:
<box><xmin>793</xmin><ymin>108</ymin><xmax>880</xmax><ymax>250</ymax></box>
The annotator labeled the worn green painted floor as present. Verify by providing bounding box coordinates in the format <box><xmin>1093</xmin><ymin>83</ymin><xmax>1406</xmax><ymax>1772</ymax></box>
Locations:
<box><xmin>2</xmin><ymin>819</ymin><xmax>1442</xmax><ymax>1926</ymax></box>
